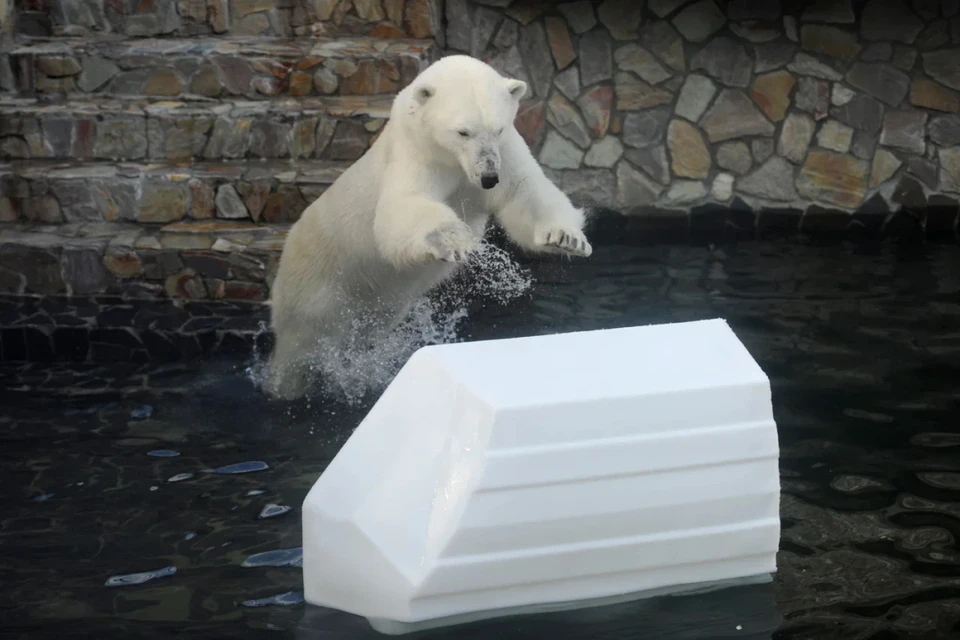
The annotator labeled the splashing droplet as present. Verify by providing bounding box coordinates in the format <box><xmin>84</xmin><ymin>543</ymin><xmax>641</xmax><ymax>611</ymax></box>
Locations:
<box><xmin>184</xmin><ymin>533</ymin><xmax>196</xmax><ymax>541</ymax></box>
<box><xmin>33</xmin><ymin>493</ymin><xmax>54</xmax><ymax>502</ymax></box>
<box><xmin>105</xmin><ymin>566</ymin><xmax>177</xmax><ymax>587</ymax></box>
<box><xmin>168</xmin><ymin>473</ymin><xmax>194</xmax><ymax>483</ymax></box>
<box><xmin>245</xmin><ymin>489</ymin><xmax>266</xmax><ymax>496</ymax></box>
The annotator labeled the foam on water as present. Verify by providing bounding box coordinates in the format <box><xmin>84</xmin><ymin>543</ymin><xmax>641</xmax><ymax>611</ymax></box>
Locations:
<box><xmin>247</xmin><ymin>239</ymin><xmax>532</xmax><ymax>405</ymax></box>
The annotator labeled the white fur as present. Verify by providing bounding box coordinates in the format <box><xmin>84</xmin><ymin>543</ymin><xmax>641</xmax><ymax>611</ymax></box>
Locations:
<box><xmin>265</xmin><ymin>55</ymin><xmax>592</xmax><ymax>399</ymax></box>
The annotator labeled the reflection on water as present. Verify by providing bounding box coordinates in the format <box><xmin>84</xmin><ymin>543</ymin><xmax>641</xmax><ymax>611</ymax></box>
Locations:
<box><xmin>2</xmin><ymin>239</ymin><xmax>960</xmax><ymax>639</ymax></box>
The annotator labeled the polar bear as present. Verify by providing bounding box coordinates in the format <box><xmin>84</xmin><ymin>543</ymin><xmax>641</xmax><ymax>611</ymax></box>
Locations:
<box><xmin>265</xmin><ymin>54</ymin><xmax>593</xmax><ymax>400</ymax></box>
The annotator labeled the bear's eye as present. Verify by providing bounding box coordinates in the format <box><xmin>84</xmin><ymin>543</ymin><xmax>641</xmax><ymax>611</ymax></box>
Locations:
<box><xmin>457</xmin><ymin>130</ymin><xmax>471</xmax><ymax>138</ymax></box>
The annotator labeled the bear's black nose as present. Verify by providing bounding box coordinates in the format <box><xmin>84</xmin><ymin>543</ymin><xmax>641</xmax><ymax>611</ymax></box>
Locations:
<box><xmin>481</xmin><ymin>173</ymin><xmax>499</xmax><ymax>189</ymax></box>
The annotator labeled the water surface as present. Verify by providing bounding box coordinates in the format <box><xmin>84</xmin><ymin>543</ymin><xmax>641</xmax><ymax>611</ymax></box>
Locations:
<box><xmin>3</xmin><ymin>239</ymin><xmax>960</xmax><ymax>639</ymax></box>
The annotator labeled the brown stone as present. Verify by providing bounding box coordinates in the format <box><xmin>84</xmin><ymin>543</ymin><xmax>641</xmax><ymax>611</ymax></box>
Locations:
<box><xmin>0</xmin><ymin>197</ymin><xmax>16</xmax><ymax>222</ymax></box>
<box><xmin>237</xmin><ymin>182</ymin><xmax>270</xmax><ymax>221</ymax></box>
<box><xmin>667</xmin><ymin>119</ymin><xmax>710</xmax><ymax>179</ymax></box>
<box><xmin>164</xmin><ymin>270</ymin><xmax>207</xmax><ymax>299</ymax></box>
<box><xmin>870</xmin><ymin>149</ymin><xmax>902</xmax><ymax>188</ymax></box>
<box><xmin>796</xmin><ymin>150</ymin><xmax>869</xmax><ymax>209</ymax></box>
<box><xmin>36</xmin><ymin>56</ymin><xmax>81</xmax><ymax>77</ymax></box>
<box><xmin>209</xmin><ymin>0</ymin><xmax>229</xmax><ymax>32</ymax></box>
<box><xmin>910</xmin><ymin>78</ymin><xmax>960</xmax><ymax>113</ymax></box>
<box><xmin>615</xmin><ymin>73</ymin><xmax>673</xmax><ymax>110</ymax></box>
<box><xmin>189</xmin><ymin>180</ymin><xmax>215</xmax><ymax>219</ymax></box>
<box><xmin>800</xmin><ymin>25</ymin><xmax>862</xmax><ymax>60</ymax></box>
<box><xmin>545</xmin><ymin>16</ymin><xmax>576</xmax><ymax>70</ymax></box>
<box><xmin>190</xmin><ymin>65</ymin><xmax>221</xmax><ymax>97</ymax></box>
<box><xmin>289</xmin><ymin>71</ymin><xmax>314</xmax><ymax>96</ymax></box>
<box><xmin>144</xmin><ymin>69</ymin><xmax>183</xmax><ymax>96</ymax></box>
<box><xmin>262</xmin><ymin>185</ymin><xmax>308</xmax><ymax>223</ymax></box>
<box><xmin>404</xmin><ymin>0</ymin><xmax>436</xmax><ymax>38</ymax></box>
<box><xmin>137</xmin><ymin>184</ymin><xmax>189</xmax><ymax>223</ymax></box>
<box><xmin>223</xmin><ymin>280</ymin><xmax>268</xmax><ymax>301</ymax></box>
<box><xmin>577</xmin><ymin>85</ymin><xmax>614</xmax><ymax>137</ymax></box>
<box><xmin>942</xmin><ymin>147</ymin><xmax>960</xmax><ymax>192</ymax></box>
<box><xmin>515</xmin><ymin>99</ymin><xmax>546</xmax><ymax>149</ymax></box>
<box><xmin>339</xmin><ymin>60</ymin><xmax>400</xmax><ymax>95</ymax></box>
<box><xmin>700</xmin><ymin>89</ymin><xmax>776</xmax><ymax>142</ymax></box>
<box><xmin>750</xmin><ymin>71</ymin><xmax>796</xmax><ymax>122</ymax></box>
<box><xmin>103</xmin><ymin>247</ymin><xmax>143</xmax><ymax>279</ymax></box>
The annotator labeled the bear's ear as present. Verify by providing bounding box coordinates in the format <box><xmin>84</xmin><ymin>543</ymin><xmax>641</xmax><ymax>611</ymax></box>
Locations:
<box><xmin>505</xmin><ymin>78</ymin><xmax>527</xmax><ymax>100</ymax></box>
<box><xmin>413</xmin><ymin>84</ymin><xmax>435</xmax><ymax>105</ymax></box>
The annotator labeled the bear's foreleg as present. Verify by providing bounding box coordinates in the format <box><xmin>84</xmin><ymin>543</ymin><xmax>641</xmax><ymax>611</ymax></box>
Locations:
<box><xmin>374</xmin><ymin>194</ymin><xmax>480</xmax><ymax>266</ymax></box>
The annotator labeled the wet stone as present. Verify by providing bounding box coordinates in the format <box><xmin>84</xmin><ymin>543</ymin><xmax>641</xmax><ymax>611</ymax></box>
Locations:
<box><xmin>557</xmin><ymin>1</ymin><xmax>596</xmax><ymax>34</ymax></box>
<box><xmin>851</xmin><ymin>130</ymin><xmax>878</xmax><ymax>161</ymax></box>
<box><xmin>738</xmin><ymin>156</ymin><xmax>798</xmax><ymax>201</ymax></box>
<box><xmin>716</xmin><ymin>141</ymin><xmax>753</xmax><ymax>175</ymax></box>
<box><xmin>787</xmin><ymin>52</ymin><xmax>843</xmax><ymax>81</ymax></box>
<box><xmin>700</xmin><ymin>89</ymin><xmax>776</xmax><ymax>143</ymax></box>
<box><xmin>752</xmin><ymin>138</ymin><xmax>775</xmax><ymax>162</ymax></box>
<box><xmin>539</xmin><ymin>131</ymin><xmax>584</xmax><ymax>170</ymax></box>
<box><xmin>911</xmin><ymin>78</ymin><xmax>960</xmax><ymax>112</ymax></box>
<box><xmin>623</xmin><ymin>145</ymin><xmax>670</xmax><ymax>183</ymax></box>
<box><xmin>577</xmin><ymin>86</ymin><xmax>613</xmax><ymax>138</ymax></box>
<box><xmin>621</xmin><ymin>107</ymin><xmax>671</xmax><ymax>149</ymax></box>
<box><xmin>579</xmin><ymin>31</ymin><xmax>613</xmax><ymax>87</ymax></box>
<box><xmin>262</xmin><ymin>185</ymin><xmax>308</xmax><ymax>223</ymax></box>
<box><xmin>880</xmin><ymin>109</ymin><xmax>928</xmax><ymax>154</ymax></box>
<box><xmin>930</xmin><ymin>114</ymin><xmax>960</xmax><ymax>146</ymax></box>
<box><xmin>755</xmin><ymin>41</ymin><xmax>797</xmax><ymax>73</ymax></box>
<box><xmin>751</xmin><ymin>70</ymin><xmax>796</xmax><ymax>122</ymax></box>
<box><xmin>893</xmin><ymin>45</ymin><xmax>918</xmax><ymax>71</ymax></box>
<box><xmin>907</xmin><ymin>156</ymin><xmax>939</xmax><ymax>190</ymax></box>
<box><xmin>690</xmin><ymin>37</ymin><xmax>752</xmax><ymax>89</ymax></box>
<box><xmin>861</xmin><ymin>0</ymin><xmax>925</xmax><ymax>43</ymax></box>
<box><xmin>615</xmin><ymin>44</ymin><xmax>671</xmax><ymax>85</ymax></box>
<box><xmin>817</xmin><ymin>119</ymin><xmax>855</xmax><ymax>153</ymax></box>
<box><xmin>846</xmin><ymin>62</ymin><xmax>911</xmax><ymax>107</ymax></box>
<box><xmin>674</xmin><ymin>74</ymin><xmax>716</xmax><ymax>122</ymax></box>
<box><xmin>923</xmin><ymin>49</ymin><xmax>960</xmax><ymax>91</ymax></box>
<box><xmin>598</xmin><ymin>0</ymin><xmax>643</xmax><ymax>40</ymax></box>
<box><xmin>615</xmin><ymin>73</ymin><xmax>673</xmax><ymax>110</ymax></box>
<box><xmin>672</xmin><ymin>0</ymin><xmax>726</xmax><ymax>43</ymax></box>
<box><xmin>668</xmin><ymin>119</ymin><xmax>711</xmax><ymax>179</ymax></box>
<box><xmin>832</xmin><ymin>93</ymin><xmax>885</xmax><ymax>134</ymax></box>
<box><xmin>584</xmin><ymin>137</ymin><xmax>624</xmax><ymax>168</ymax></box>
<box><xmin>554</xmin><ymin>66</ymin><xmax>580</xmax><ymax>101</ymax></box>
<box><xmin>639</xmin><ymin>20</ymin><xmax>685</xmax><ymax>73</ymax></box>
<box><xmin>797</xmin><ymin>150</ymin><xmax>869</xmax><ymax>208</ymax></box>
<box><xmin>802</xmin><ymin>25</ymin><xmax>862</xmax><ymax>61</ymax></box>
<box><xmin>617</xmin><ymin>161</ymin><xmax>665</xmax><ymax>208</ymax></box>
<box><xmin>870</xmin><ymin>148</ymin><xmax>902</xmax><ymax>187</ymax></box>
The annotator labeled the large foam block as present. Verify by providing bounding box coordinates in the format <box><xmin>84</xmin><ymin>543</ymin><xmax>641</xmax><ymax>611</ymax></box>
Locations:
<box><xmin>301</xmin><ymin>319</ymin><xmax>781</xmax><ymax>634</ymax></box>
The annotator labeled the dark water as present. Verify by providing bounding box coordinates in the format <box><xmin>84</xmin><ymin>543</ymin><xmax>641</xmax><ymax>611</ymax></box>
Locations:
<box><xmin>3</xmin><ymin>239</ymin><xmax>960</xmax><ymax>639</ymax></box>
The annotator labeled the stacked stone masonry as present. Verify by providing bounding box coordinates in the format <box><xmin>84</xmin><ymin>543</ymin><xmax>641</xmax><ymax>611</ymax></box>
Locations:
<box><xmin>450</xmin><ymin>0</ymin><xmax>960</xmax><ymax>232</ymax></box>
<box><xmin>16</xmin><ymin>0</ymin><xmax>441</xmax><ymax>39</ymax></box>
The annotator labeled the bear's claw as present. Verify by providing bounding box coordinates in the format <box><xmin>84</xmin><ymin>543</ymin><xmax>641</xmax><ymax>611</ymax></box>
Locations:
<box><xmin>424</xmin><ymin>222</ymin><xmax>480</xmax><ymax>263</ymax></box>
<box><xmin>538</xmin><ymin>227</ymin><xmax>592</xmax><ymax>257</ymax></box>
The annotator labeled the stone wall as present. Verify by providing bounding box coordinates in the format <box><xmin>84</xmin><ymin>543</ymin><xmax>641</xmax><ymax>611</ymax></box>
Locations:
<box><xmin>446</xmin><ymin>0</ymin><xmax>960</xmax><ymax>229</ymax></box>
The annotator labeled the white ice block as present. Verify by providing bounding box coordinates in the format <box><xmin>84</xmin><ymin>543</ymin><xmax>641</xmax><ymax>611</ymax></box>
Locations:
<box><xmin>301</xmin><ymin>319</ymin><xmax>781</xmax><ymax>634</ymax></box>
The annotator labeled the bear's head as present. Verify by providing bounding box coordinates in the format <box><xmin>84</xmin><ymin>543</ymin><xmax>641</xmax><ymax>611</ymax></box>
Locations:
<box><xmin>401</xmin><ymin>55</ymin><xmax>527</xmax><ymax>191</ymax></box>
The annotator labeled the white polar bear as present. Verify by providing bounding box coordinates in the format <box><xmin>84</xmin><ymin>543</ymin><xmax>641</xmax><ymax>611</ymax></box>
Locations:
<box><xmin>265</xmin><ymin>54</ymin><xmax>593</xmax><ymax>399</ymax></box>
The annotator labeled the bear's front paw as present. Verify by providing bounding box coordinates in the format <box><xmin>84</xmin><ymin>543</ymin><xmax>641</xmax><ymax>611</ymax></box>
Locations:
<box><xmin>536</xmin><ymin>227</ymin><xmax>593</xmax><ymax>258</ymax></box>
<box><xmin>424</xmin><ymin>222</ymin><xmax>480</xmax><ymax>263</ymax></box>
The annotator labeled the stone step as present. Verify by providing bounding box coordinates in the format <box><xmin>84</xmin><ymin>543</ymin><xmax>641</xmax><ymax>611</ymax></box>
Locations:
<box><xmin>1</xmin><ymin>159</ymin><xmax>350</xmax><ymax>224</ymax></box>
<box><xmin>0</xmin><ymin>95</ymin><xmax>391</xmax><ymax>162</ymax></box>
<box><xmin>0</xmin><ymin>219</ymin><xmax>286</xmax><ymax>302</ymax></box>
<box><xmin>5</xmin><ymin>36</ymin><xmax>437</xmax><ymax>99</ymax></box>
<box><xmin>18</xmin><ymin>0</ymin><xmax>440</xmax><ymax>40</ymax></box>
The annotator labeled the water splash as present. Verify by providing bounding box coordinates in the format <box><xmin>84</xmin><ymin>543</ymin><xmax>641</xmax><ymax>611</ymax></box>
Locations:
<box><xmin>207</xmin><ymin>461</ymin><xmax>269</xmax><ymax>474</ymax></box>
<box><xmin>248</xmin><ymin>239</ymin><xmax>532</xmax><ymax>405</ymax></box>
<box><xmin>105</xmin><ymin>566</ymin><xmax>177</xmax><ymax>587</ymax></box>
<box><xmin>167</xmin><ymin>473</ymin><xmax>194</xmax><ymax>483</ymax></box>
<box><xmin>245</xmin><ymin>489</ymin><xmax>266</xmax><ymax>496</ymax></box>
<box><xmin>131</xmin><ymin>405</ymin><xmax>153</xmax><ymax>419</ymax></box>
<box><xmin>241</xmin><ymin>591</ymin><xmax>304</xmax><ymax>608</ymax></box>
<box><xmin>241</xmin><ymin>547</ymin><xmax>303</xmax><ymax>568</ymax></box>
